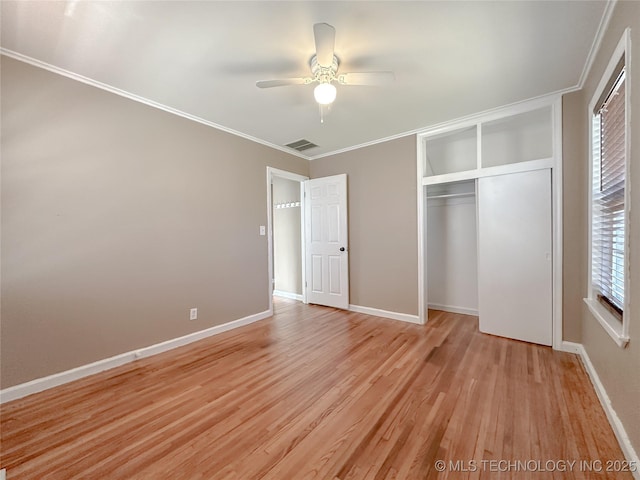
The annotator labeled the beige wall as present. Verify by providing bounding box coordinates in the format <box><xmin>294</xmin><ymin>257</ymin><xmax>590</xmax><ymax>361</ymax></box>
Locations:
<box><xmin>562</xmin><ymin>0</ymin><xmax>640</xmax><ymax>452</ymax></box>
<box><xmin>309</xmin><ymin>137</ymin><xmax>418</xmax><ymax>316</ymax></box>
<box><xmin>272</xmin><ymin>177</ymin><xmax>302</xmax><ymax>295</ymax></box>
<box><xmin>562</xmin><ymin>90</ymin><xmax>587</xmax><ymax>343</ymax></box>
<box><xmin>0</xmin><ymin>56</ymin><xmax>309</xmax><ymax>388</ymax></box>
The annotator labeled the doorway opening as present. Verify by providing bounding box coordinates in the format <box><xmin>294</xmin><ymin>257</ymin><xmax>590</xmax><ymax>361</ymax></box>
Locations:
<box><xmin>266</xmin><ymin>167</ymin><xmax>308</xmax><ymax>314</ymax></box>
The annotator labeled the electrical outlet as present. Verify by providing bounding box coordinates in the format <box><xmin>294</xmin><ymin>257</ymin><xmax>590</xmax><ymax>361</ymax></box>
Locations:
<box><xmin>190</xmin><ymin>308</ymin><xmax>198</xmax><ymax>320</ymax></box>
<box><xmin>259</xmin><ymin>225</ymin><xmax>266</xmax><ymax>236</ymax></box>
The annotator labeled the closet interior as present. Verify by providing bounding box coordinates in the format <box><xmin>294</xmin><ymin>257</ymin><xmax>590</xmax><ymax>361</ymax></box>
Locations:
<box><xmin>426</xmin><ymin>180</ymin><xmax>478</xmax><ymax>316</ymax></box>
<box><xmin>419</xmin><ymin>100</ymin><xmax>560</xmax><ymax>346</ymax></box>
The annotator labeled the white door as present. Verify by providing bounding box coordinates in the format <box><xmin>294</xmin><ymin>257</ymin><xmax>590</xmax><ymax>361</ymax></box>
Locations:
<box><xmin>477</xmin><ymin>169</ymin><xmax>552</xmax><ymax>345</ymax></box>
<box><xmin>305</xmin><ymin>174</ymin><xmax>349</xmax><ymax>309</ymax></box>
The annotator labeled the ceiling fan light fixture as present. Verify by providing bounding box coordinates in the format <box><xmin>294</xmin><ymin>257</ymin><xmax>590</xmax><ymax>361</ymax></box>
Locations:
<box><xmin>314</xmin><ymin>83</ymin><xmax>337</xmax><ymax>105</ymax></box>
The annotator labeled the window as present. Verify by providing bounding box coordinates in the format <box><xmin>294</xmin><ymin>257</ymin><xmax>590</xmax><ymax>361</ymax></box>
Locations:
<box><xmin>592</xmin><ymin>69</ymin><xmax>625</xmax><ymax>317</ymax></box>
<box><xmin>585</xmin><ymin>29</ymin><xmax>630</xmax><ymax>347</ymax></box>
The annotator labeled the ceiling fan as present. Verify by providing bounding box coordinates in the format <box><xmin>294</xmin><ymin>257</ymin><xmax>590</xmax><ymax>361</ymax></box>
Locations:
<box><xmin>256</xmin><ymin>23</ymin><xmax>395</xmax><ymax>112</ymax></box>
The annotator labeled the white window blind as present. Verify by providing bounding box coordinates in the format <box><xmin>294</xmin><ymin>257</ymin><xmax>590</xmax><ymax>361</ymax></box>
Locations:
<box><xmin>591</xmin><ymin>69</ymin><xmax>626</xmax><ymax>318</ymax></box>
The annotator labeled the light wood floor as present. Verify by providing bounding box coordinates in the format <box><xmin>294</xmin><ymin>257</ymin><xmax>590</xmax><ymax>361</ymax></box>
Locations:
<box><xmin>0</xmin><ymin>299</ymin><xmax>631</xmax><ymax>479</ymax></box>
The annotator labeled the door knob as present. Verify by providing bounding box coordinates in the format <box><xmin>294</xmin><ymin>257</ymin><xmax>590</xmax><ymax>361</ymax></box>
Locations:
<box><xmin>340</xmin><ymin>247</ymin><xmax>346</xmax><ymax>252</ymax></box>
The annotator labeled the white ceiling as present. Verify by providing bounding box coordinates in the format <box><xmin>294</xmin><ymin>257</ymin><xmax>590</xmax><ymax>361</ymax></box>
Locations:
<box><xmin>1</xmin><ymin>1</ymin><xmax>608</xmax><ymax>159</ymax></box>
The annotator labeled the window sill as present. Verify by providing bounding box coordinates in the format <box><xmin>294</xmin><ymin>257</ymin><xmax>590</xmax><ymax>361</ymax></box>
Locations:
<box><xmin>584</xmin><ymin>298</ymin><xmax>629</xmax><ymax>348</ymax></box>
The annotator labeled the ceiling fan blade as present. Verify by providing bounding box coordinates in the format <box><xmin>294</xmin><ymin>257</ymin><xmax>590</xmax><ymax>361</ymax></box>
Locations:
<box><xmin>256</xmin><ymin>78</ymin><xmax>309</xmax><ymax>88</ymax></box>
<box><xmin>338</xmin><ymin>72</ymin><xmax>395</xmax><ymax>86</ymax></box>
<box><xmin>313</xmin><ymin>23</ymin><xmax>336</xmax><ymax>67</ymax></box>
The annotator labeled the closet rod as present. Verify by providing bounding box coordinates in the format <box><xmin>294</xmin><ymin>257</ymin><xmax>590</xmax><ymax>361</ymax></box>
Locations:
<box><xmin>426</xmin><ymin>192</ymin><xmax>475</xmax><ymax>200</ymax></box>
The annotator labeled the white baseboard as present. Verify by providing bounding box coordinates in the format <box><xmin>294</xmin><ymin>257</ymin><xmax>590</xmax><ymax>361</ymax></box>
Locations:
<box><xmin>349</xmin><ymin>304</ymin><xmax>421</xmax><ymax>324</ymax></box>
<box><xmin>565</xmin><ymin>341</ymin><xmax>640</xmax><ymax>479</ymax></box>
<box><xmin>428</xmin><ymin>303</ymin><xmax>479</xmax><ymax>316</ymax></box>
<box><xmin>0</xmin><ymin>309</ymin><xmax>271</xmax><ymax>404</ymax></box>
<box><xmin>273</xmin><ymin>290</ymin><xmax>303</xmax><ymax>301</ymax></box>
<box><xmin>559</xmin><ymin>340</ymin><xmax>584</xmax><ymax>354</ymax></box>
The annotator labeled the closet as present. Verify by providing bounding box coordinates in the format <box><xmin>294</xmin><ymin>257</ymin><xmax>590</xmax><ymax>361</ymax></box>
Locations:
<box><xmin>418</xmin><ymin>99</ymin><xmax>560</xmax><ymax>347</ymax></box>
<box><xmin>426</xmin><ymin>180</ymin><xmax>478</xmax><ymax>316</ymax></box>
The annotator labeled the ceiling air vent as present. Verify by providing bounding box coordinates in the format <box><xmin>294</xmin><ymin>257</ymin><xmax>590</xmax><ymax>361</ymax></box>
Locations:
<box><xmin>285</xmin><ymin>139</ymin><xmax>318</xmax><ymax>152</ymax></box>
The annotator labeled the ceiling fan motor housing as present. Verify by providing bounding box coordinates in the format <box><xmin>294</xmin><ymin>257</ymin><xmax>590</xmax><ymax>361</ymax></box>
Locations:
<box><xmin>311</xmin><ymin>54</ymin><xmax>340</xmax><ymax>84</ymax></box>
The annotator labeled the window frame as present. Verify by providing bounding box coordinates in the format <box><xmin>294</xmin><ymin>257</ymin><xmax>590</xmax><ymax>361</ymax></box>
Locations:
<box><xmin>584</xmin><ymin>28</ymin><xmax>631</xmax><ymax>348</ymax></box>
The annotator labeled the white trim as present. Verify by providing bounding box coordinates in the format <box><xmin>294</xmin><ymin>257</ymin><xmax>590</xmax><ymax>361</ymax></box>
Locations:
<box><xmin>422</xmin><ymin>157</ymin><xmax>554</xmax><ymax>186</ymax></box>
<box><xmin>268</xmin><ymin>168</ymin><xmax>309</xmax><ymax>183</ymax></box>
<box><xmin>423</xmin><ymin>169</ymin><xmax>482</xmax><ymax>186</ymax></box>
<box><xmin>587</xmin><ymin>27</ymin><xmax>630</xmax><ymax>121</ymax></box>
<box><xmin>586</xmin><ymin>28</ymin><xmax>631</xmax><ymax>348</ymax></box>
<box><xmin>476</xmin><ymin>123</ymin><xmax>483</xmax><ymax>169</ymax></box>
<box><xmin>584</xmin><ymin>298</ymin><xmax>630</xmax><ymax>348</ymax></box>
<box><xmin>300</xmin><ymin>180</ymin><xmax>307</xmax><ymax>304</ymax></box>
<box><xmin>552</xmin><ymin>98</ymin><xmax>564</xmax><ymax>350</ymax></box>
<box><xmin>311</xmin><ymin>128</ymin><xmax>419</xmax><ymax>160</ymax></box>
<box><xmin>349</xmin><ymin>304</ymin><xmax>421</xmax><ymax>324</ymax></box>
<box><xmin>571</xmin><ymin>342</ymin><xmax>640</xmax><ymax>479</ymax></box>
<box><xmin>577</xmin><ymin>0</ymin><xmax>619</xmax><ymax>89</ymax></box>
<box><xmin>0</xmin><ymin>49</ymin><xmax>308</xmax><ymax>161</ymax></box>
<box><xmin>0</xmin><ymin>310</ymin><xmax>271</xmax><ymax>404</ymax></box>
<box><xmin>558</xmin><ymin>341</ymin><xmax>584</xmax><ymax>355</ymax></box>
<box><xmin>416</xmin><ymin>135</ymin><xmax>426</xmax><ymax>325</ymax></box>
<box><xmin>427</xmin><ymin>304</ymin><xmax>478</xmax><ymax>316</ymax></box>
<box><xmin>273</xmin><ymin>290</ymin><xmax>303</xmax><ymax>301</ymax></box>
<box><xmin>266</xmin><ymin>167</ymin><xmax>309</xmax><ymax>315</ymax></box>
<box><xmin>624</xmin><ymin>29</ymin><xmax>633</xmax><ymax>341</ymax></box>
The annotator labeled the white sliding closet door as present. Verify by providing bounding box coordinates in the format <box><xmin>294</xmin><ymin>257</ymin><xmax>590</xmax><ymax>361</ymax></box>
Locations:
<box><xmin>478</xmin><ymin>169</ymin><xmax>552</xmax><ymax>346</ymax></box>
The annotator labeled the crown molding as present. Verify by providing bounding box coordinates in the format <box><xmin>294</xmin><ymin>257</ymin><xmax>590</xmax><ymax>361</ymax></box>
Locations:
<box><xmin>3</xmin><ymin>36</ymin><xmax>602</xmax><ymax>164</ymax></box>
<box><xmin>308</xmin><ymin>127</ymin><xmax>425</xmax><ymax>160</ymax></box>
<box><xmin>0</xmin><ymin>49</ymin><xmax>311</xmax><ymax>161</ymax></box>
<box><xmin>577</xmin><ymin>0</ymin><xmax>618</xmax><ymax>89</ymax></box>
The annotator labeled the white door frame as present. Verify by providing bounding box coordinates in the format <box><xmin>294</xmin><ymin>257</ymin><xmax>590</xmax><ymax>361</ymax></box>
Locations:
<box><xmin>266</xmin><ymin>167</ymin><xmax>309</xmax><ymax>315</ymax></box>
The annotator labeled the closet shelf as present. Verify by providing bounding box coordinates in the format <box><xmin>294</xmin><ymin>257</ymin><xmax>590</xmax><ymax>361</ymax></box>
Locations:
<box><xmin>426</xmin><ymin>192</ymin><xmax>475</xmax><ymax>200</ymax></box>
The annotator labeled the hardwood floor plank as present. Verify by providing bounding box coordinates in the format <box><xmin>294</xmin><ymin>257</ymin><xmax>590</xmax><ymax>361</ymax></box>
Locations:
<box><xmin>0</xmin><ymin>299</ymin><xmax>632</xmax><ymax>479</ymax></box>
